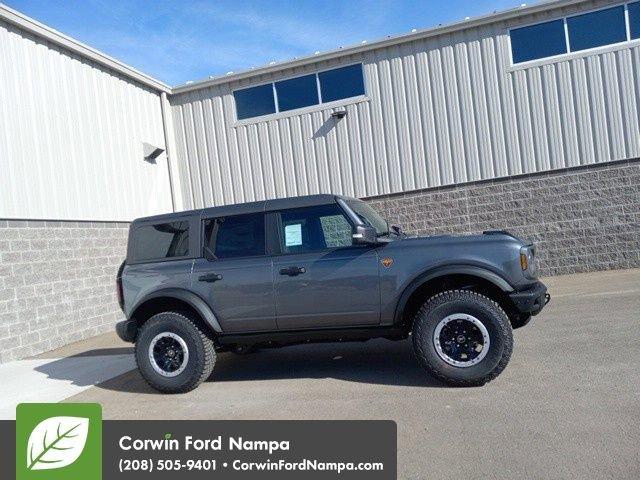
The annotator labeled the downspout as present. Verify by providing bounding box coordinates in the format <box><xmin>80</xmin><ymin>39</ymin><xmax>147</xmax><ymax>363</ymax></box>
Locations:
<box><xmin>159</xmin><ymin>91</ymin><xmax>182</xmax><ymax>212</ymax></box>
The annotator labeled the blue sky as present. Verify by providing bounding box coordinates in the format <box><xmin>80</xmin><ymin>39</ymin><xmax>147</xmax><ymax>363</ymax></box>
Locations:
<box><xmin>7</xmin><ymin>0</ymin><xmax>520</xmax><ymax>86</ymax></box>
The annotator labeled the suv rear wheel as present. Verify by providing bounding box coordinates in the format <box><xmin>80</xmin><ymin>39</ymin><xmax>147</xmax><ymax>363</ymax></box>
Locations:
<box><xmin>412</xmin><ymin>290</ymin><xmax>513</xmax><ymax>387</ymax></box>
<box><xmin>135</xmin><ymin>312</ymin><xmax>216</xmax><ymax>393</ymax></box>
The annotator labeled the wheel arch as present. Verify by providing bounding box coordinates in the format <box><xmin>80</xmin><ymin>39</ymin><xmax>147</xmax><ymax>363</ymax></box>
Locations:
<box><xmin>393</xmin><ymin>265</ymin><xmax>515</xmax><ymax>327</ymax></box>
<box><xmin>129</xmin><ymin>289</ymin><xmax>223</xmax><ymax>338</ymax></box>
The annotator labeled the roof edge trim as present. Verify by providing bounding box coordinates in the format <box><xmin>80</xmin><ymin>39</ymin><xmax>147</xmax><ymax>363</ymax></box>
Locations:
<box><xmin>0</xmin><ymin>2</ymin><xmax>171</xmax><ymax>93</ymax></box>
<box><xmin>172</xmin><ymin>0</ymin><xmax>589</xmax><ymax>94</ymax></box>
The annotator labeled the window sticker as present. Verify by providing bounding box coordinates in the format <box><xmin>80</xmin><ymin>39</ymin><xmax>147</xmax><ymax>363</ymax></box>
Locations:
<box><xmin>284</xmin><ymin>224</ymin><xmax>302</xmax><ymax>247</ymax></box>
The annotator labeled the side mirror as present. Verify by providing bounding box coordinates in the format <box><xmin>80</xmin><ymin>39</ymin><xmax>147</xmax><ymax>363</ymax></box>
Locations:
<box><xmin>352</xmin><ymin>225</ymin><xmax>378</xmax><ymax>245</ymax></box>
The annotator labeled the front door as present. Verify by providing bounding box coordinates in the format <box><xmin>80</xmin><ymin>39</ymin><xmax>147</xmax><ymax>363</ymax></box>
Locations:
<box><xmin>271</xmin><ymin>203</ymin><xmax>381</xmax><ymax>330</ymax></box>
<box><xmin>191</xmin><ymin>212</ymin><xmax>276</xmax><ymax>333</ymax></box>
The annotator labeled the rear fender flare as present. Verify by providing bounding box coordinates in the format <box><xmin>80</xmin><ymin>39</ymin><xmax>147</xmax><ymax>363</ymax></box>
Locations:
<box><xmin>130</xmin><ymin>288</ymin><xmax>223</xmax><ymax>333</ymax></box>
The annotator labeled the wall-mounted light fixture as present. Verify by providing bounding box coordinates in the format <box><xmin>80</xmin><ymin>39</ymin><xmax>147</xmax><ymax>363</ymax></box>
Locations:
<box><xmin>331</xmin><ymin>110</ymin><xmax>347</xmax><ymax>119</ymax></box>
<box><xmin>143</xmin><ymin>142</ymin><xmax>165</xmax><ymax>163</ymax></box>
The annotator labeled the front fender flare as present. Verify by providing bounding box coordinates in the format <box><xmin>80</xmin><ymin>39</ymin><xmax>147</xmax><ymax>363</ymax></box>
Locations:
<box><xmin>130</xmin><ymin>288</ymin><xmax>223</xmax><ymax>333</ymax></box>
<box><xmin>393</xmin><ymin>264</ymin><xmax>514</xmax><ymax>324</ymax></box>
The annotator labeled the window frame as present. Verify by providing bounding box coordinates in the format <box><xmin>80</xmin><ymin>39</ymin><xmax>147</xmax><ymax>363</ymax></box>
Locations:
<box><xmin>231</xmin><ymin>62</ymin><xmax>367</xmax><ymax>123</ymax></box>
<box><xmin>508</xmin><ymin>19</ymin><xmax>568</xmax><ymax>64</ymax></box>
<box><xmin>566</xmin><ymin>4</ymin><xmax>628</xmax><ymax>52</ymax></box>
<box><xmin>509</xmin><ymin>2</ymin><xmax>638</xmax><ymax>67</ymax></box>
<box><xmin>628</xmin><ymin>1</ymin><xmax>640</xmax><ymax>39</ymax></box>
<box><xmin>274</xmin><ymin>73</ymin><xmax>321</xmax><ymax>112</ymax></box>
<box><xmin>270</xmin><ymin>203</ymin><xmax>367</xmax><ymax>256</ymax></box>
<box><xmin>201</xmin><ymin>212</ymin><xmax>268</xmax><ymax>261</ymax></box>
<box><xmin>233</xmin><ymin>83</ymin><xmax>277</xmax><ymax>120</ymax></box>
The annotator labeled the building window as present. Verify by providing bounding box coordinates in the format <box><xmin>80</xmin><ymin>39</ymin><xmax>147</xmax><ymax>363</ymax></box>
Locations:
<box><xmin>275</xmin><ymin>74</ymin><xmax>319</xmax><ymax>112</ymax></box>
<box><xmin>630</xmin><ymin>2</ymin><xmax>640</xmax><ymax>39</ymax></box>
<box><xmin>319</xmin><ymin>64</ymin><xmax>366</xmax><ymax>103</ymax></box>
<box><xmin>234</xmin><ymin>84</ymin><xmax>276</xmax><ymax>120</ymax></box>
<box><xmin>203</xmin><ymin>213</ymin><xmax>265</xmax><ymax>259</ymax></box>
<box><xmin>567</xmin><ymin>6</ymin><xmax>627</xmax><ymax>52</ymax></box>
<box><xmin>233</xmin><ymin>63</ymin><xmax>365</xmax><ymax>121</ymax></box>
<box><xmin>510</xmin><ymin>3</ymin><xmax>636</xmax><ymax>64</ymax></box>
<box><xmin>133</xmin><ymin>221</ymin><xmax>189</xmax><ymax>261</ymax></box>
<box><xmin>510</xmin><ymin>20</ymin><xmax>567</xmax><ymax>64</ymax></box>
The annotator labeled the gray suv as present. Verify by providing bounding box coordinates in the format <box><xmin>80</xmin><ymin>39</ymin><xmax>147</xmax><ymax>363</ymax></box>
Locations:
<box><xmin>116</xmin><ymin>194</ymin><xmax>549</xmax><ymax>393</ymax></box>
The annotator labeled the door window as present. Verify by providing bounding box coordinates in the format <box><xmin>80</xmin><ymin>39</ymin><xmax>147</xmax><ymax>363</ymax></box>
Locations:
<box><xmin>203</xmin><ymin>213</ymin><xmax>265</xmax><ymax>259</ymax></box>
<box><xmin>277</xmin><ymin>204</ymin><xmax>353</xmax><ymax>254</ymax></box>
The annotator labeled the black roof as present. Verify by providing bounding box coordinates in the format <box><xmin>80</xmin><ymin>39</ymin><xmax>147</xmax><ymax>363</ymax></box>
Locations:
<box><xmin>132</xmin><ymin>194</ymin><xmax>356</xmax><ymax>224</ymax></box>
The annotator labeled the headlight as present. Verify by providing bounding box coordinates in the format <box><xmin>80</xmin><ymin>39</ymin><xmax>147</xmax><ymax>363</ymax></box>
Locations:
<box><xmin>520</xmin><ymin>245</ymin><xmax>537</xmax><ymax>276</ymax></box>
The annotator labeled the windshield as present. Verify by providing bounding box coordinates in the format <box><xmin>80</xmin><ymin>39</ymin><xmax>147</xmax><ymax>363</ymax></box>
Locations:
<box><xmin>344</xmin><ymin>199</ymin><xmax>389</xmax><ymax>236</ymax></box>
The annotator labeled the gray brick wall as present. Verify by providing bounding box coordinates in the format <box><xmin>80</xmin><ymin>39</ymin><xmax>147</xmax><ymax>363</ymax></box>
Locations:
<box><xmin>0</xmin><ymin>220</ymin><xmax>129</xmax><ymax>363</ymax></box>
<box><xmin>368</xmin><ymin>159</ymin><xmax>640</xmax><ymax>276</ymax></box>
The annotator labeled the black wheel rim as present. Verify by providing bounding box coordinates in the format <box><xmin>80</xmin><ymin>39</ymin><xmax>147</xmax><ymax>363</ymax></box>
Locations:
<box><xmin>433</xmin><ymin>314</ymin><xmax>490</xmax><ymax>367</ymax></box>
<box><xmin>148</xmin><ymin>332</ymin><xmax>189</xmax><ymax>377</ymax></box>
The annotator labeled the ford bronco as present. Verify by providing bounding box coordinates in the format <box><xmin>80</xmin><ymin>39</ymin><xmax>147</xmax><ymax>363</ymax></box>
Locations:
<box><xmin>116</xmin><ymin>194</ymin><xmax>549</xmax><ymax>393</ymax></box>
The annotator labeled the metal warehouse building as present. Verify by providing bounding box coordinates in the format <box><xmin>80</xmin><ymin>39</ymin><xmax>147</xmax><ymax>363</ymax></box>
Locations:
<box><xmin>1</xmin><ymin>0</ymin><xmax>639</xmax><ymax>361</ymax></box>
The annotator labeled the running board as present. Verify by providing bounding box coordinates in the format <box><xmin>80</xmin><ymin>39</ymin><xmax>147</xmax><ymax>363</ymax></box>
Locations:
<box><xmin>217</xmin><ymin>326</ymin><xmax>408</xmax><ymax>347</ymax></box>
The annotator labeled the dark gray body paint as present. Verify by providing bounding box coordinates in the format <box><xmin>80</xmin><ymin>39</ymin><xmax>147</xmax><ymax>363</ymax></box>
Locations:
<box><xmin>191</xmin><ymin>256</ymin><xmax>276</xmax><ymax>333</ymax></box>
<box><xmin>273</xmin><ymin>246</ymin><xmax>381</xmax><ymax>329</ymax></box>
<box><xmin>121</xmin><ymin>194</ymin><xmax>542</xmax><ymax>337</ymax></box>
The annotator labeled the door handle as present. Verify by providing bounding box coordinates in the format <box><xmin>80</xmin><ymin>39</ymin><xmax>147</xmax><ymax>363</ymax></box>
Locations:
<box><xmin>279</xmin><ymin>266</ymin><xmax>306</xmax><ymax>276</ymax></box>
<box><xmin>198</xmin><ymin>273</ymin><xmax>223</xmax><ymax>283</ymax></box>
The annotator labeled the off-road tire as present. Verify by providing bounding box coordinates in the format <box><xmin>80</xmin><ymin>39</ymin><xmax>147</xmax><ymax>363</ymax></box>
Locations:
<box><xmin>412</xmin><ymin>290</ymin><xmax>513</xmax><ymax>387</ymax></box>
<box><xmin>135</xmin><ymin>311</ymin><xmax>216</xmax><ymax>393</ymax></box>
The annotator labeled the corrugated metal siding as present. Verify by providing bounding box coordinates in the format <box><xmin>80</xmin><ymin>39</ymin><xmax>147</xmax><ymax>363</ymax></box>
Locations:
<box><xmin>169</xmin><ymin>0</ymin><xmax>640</xmax><ymax>210</ymax></box>
<box><xmin>0</xmin><ymin>19</ymin><xmax>172</xmax><ymax>221</ymax></box>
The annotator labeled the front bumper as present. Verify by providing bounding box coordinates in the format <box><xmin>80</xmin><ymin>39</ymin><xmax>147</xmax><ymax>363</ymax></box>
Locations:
<box><xmin>508</xmin><ymin>281</ymin><xmax>550</xmax><ymax>316</ymax></box>
<box><xmin>115</xmin><ymin>319</ymin><xmax>137</xmax><ymax>343</ymax></box>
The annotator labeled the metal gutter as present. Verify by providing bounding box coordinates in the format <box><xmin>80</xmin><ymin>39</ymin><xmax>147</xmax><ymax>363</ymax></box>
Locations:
<box><xmin>0</xmin><ymin>2</ymin><xmax>171</xmax><ymax>93</ymax></box>
<box><xmin>171</xmin><ymin>0</ymin><xmax>591</xmax><ymax>94</ymax></box>
<box><xmin>159</xmin><ymin>92</ymin><xmax>184</xmax><ymax>212</ymax></box>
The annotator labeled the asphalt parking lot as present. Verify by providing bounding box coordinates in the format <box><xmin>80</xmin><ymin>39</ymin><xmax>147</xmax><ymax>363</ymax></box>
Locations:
<box><xmin>34</xmin><ymin>269</ymin><xmax>640</xmax><ymax>478</ymax></box>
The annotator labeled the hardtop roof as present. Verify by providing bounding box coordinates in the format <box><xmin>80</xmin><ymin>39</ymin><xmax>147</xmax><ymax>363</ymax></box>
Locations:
<box><xmin>132</xmin><ymin>194</ymin><xmax>356</xmax><ymax>224</ymax></box>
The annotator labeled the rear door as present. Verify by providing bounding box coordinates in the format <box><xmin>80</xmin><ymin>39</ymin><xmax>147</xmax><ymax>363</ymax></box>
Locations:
<box><xmin>191</xmin><ymin>212</ymin><xmax>276</xmax><ymax>333</ymax></box>
<box><xmin>271</xmin><ymin>203</ymin><xmax>381</xmax><ymax>330</ymax></box>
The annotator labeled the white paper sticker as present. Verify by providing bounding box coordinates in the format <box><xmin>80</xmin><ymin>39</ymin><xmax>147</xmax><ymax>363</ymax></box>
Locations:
<box><xmin>284</xmin><ymin>224</ymin><xmax>302</xmax><ymax>246</ymax></box>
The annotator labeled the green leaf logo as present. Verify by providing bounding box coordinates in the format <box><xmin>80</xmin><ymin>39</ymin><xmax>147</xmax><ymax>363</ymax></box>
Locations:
<box><xmin>26</xmin><ymin>416</ymin><xmax>89</xmax><ymax>471</ymax></box>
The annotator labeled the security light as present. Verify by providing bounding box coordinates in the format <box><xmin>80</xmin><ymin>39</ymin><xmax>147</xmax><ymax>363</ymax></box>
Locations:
<box><xmin>143</xmin><ymin>142</ymin><xmax>164</xmax><ymax>163</ymax></box>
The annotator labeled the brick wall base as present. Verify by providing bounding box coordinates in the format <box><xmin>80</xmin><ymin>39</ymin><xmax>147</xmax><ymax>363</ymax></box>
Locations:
<box><xmin>0</xmin><ymin>220</ymin><xmax>129</xmax><ymax>363</ymax></box>
<box><xmin>368</xmin><ymin>159</ymin><xmax>640</xmax><ymax>276</ymax></box>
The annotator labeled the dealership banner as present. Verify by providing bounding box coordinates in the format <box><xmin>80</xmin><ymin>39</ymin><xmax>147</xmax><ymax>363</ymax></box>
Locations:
<box><xmin>1</xmin><ymin>404</ymin><xmax>397</xmax><ymax>479</ymax></box>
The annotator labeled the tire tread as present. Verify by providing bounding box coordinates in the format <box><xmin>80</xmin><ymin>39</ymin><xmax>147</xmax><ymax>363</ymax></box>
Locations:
<box><xmin>135</xmin><ymin>311</ymin><xmax>216</xmax><ymax>394</ymax></box>
<box><xmin>412</xmin><ymin>289</ymin><xmax>513</xmax><ymax>387</ymax></box>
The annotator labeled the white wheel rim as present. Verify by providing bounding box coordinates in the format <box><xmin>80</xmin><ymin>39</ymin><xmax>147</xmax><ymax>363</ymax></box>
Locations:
<box><xmin>433</xmin><ymin>314</ymin><xmax>490</xmax><ymax>368</ymax></box>
<box><xmin>148</xmin><ymin>332</ymin><xmax>189</xmax><ymax>377</ymax></box>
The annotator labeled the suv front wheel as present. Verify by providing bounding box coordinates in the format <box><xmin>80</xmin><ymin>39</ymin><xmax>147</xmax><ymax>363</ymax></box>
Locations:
<box><xmin>135</xmin><ymin>312</ymin><xmax>216</xmax><ymax>393</ymax></box>
<box><xmin>412</xmin><ymin>290</ymin><xmax>513</xmax><ymax>387</ymax></box>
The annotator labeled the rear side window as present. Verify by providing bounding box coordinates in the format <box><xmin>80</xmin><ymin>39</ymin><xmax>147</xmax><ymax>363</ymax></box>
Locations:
<box><xmin>204</xmin><ymin>213</ymin><xmax>265</xmax><ymax>259</ymax></box>
<box><xmin>133</xmin><ymin>221</ymin><xmax>189</xmax><ymax>261</ymax></box>
<box><xmin>277</xmin><ymin>204</ymin><xmax>353</xmax><ymax>254</ymax></box>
